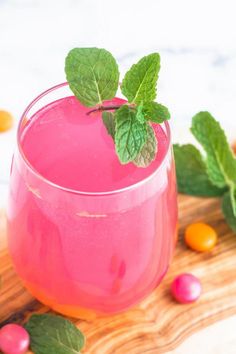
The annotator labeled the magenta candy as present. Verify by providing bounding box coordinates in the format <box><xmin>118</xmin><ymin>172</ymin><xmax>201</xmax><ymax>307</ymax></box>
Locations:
<box><xmin>0</xmin><ymin>324</ymin><xmax>30</xmax><ymax>354</ymax></box>
<box><xmin>171</xmin><ymin>273</ymin><xmax>202</xmax><ymax>304</ymax></box>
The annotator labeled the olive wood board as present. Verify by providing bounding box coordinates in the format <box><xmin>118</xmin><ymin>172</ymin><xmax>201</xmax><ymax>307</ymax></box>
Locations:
<box><xmin>1</xmin><ymin>195</ymin><xmax>236</xmax><ymax>354</ymax></box>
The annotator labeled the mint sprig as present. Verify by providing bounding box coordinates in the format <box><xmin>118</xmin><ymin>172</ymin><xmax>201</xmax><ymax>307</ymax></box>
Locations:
<box><xmin>25</xmin><ymin>314</ymin><xmax>85</xmax><ymax>354</ymax></box>
<box><xmin>65</xmin><ymin>47</ymin><xmax>171</xmax><ymax>167</ymax></box>
<box><xmin>174</xmin><ymin>111</ymin><xmax>236</xmax><ymax>233</ymax></box>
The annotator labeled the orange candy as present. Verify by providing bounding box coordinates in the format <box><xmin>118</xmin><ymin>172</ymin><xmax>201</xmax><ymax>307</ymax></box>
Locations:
<box><xmin>185</xmin><ymin>222</ymin><xmax>217</xmax><ymax>252</ymax></box>
<box><xmin>0</xmin><ymin>110</ymin><xmax>14</xmax><ymax>132</ymax></box>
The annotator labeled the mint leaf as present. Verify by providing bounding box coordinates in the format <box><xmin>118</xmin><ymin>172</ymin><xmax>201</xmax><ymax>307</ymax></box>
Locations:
<box><xmin>115</xmin><ymin>105</ymin><xmax>147</xmax><ymax>164</ymax></box>
<box><xmin>25</xmin><ymin>314</ymin><xmax>85</xmax><ymax>354</ymax></box>
<box><xmin>102</xmin><ymin>111</ymin><xmax>116</xmax><ymax>139</ymax></box>
<box><xmin>143</xmin><ymin>102</ymin><xmax>170</xmax><ymax>123</ymax></box>
<box><xmin>173</xmin><ymin>144</ymin><xmax>226</xmax><ymax>197</ymax></box>
<box><xmin>136</xmin><ymin>105</ymin><xmax>146</xmax><ymax>124</ymax></box>
<box><xmin>191</xmin><ymin>112</ymin><xmax>236</xmax><ymax>189</ymax></box>
<box><xmin>65</xmin><ymin>48</ymin><xmax>119</xmax><ymax>107</ymax></box>
<box><xmin>121</xmin><ymin>53</ymin><xmax>160</xmax><ymax>104</ymax></box>
<box><xmin>134</xmin><ymin>124</ymin><xmax>157</xmax><ymax>167</ymax></box>
<box><xmin>222</xmin><ymin>192</ymin><xmax>236</xmax><ymax>232</ymax></box>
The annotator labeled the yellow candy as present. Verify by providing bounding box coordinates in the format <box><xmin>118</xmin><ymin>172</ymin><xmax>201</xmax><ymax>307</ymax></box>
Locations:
<box><xmin>185</xmin><ymin>222</ymin><xmax>217</xmax><ymax>252</ymax></box>
<box><xmin>0</xmin><ymin>110</ymin><xmax>14</xmax><ymax>132</ymax></box>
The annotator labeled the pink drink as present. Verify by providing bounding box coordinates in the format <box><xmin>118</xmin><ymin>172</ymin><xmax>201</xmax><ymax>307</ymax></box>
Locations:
<box><xmin>8</xmin><ymin>84</ymin><xmax>178</xmax><ymax>317</ymax></box>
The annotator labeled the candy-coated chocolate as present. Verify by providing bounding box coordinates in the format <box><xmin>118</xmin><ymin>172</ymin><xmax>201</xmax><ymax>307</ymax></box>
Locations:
<box><xmin>171</xmin><ymin>273</ymin><xmax>202</xmax><ymax>304</ymax></box>
<box><xmin>0</xmin><ymin>324</ymin><xmax>30</xmax><ymax>354</ymax></box>
<box><xmin>185</xmin><ymin>222</ymin><xmax>217</xmax><ymax>252</ymax></box>
<box><xmin>0</xmin><ymin>110</ymin><xmax>14</xmax><ymax>132</ymax></box>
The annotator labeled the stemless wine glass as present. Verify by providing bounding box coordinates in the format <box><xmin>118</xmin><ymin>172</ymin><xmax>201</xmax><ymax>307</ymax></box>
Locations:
<box><xmin>7</xmin><ymin>83</ymin><xmax>178</xmax><ymax>319</ymax></box>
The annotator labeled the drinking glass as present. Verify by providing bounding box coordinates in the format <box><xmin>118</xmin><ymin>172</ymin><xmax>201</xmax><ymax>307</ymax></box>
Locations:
<box><xmin>7</xmin><ymin>83</ymin><xmax>178</xmax><ymax>319</ymax></box>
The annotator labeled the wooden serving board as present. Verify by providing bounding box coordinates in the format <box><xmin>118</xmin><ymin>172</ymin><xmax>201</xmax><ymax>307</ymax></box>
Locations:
<box><xmin>1</xmin><ymin>195</ymin><xmax>236</xmax><ymax>354</ymax></box>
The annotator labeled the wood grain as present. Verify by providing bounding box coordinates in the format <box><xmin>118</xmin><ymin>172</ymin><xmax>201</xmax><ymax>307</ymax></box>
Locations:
<box><xmin>1</xmin><ymin>195</ymin><xmax>236</xmax><ymax>354</ymax></box>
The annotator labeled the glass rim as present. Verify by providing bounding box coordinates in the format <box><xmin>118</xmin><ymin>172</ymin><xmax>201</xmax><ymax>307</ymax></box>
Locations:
<box><xmin>17</xmin><ymin>82</ymin><xmax>172</xmax><ymax>197</ymax></box>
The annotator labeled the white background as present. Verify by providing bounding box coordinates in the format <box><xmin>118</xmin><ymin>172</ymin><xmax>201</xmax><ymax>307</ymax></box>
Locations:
<box><xmin>0</xmin><ymin>1</ymin><xmax>236</xmax><ymax>352</ymax></box>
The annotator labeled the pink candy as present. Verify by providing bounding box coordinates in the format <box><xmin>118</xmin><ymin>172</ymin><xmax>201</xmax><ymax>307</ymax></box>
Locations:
<box><xmin>0</xmin><ymin>324</ymin><xmax>30</xmax><ymax>354</ymax></box>
<box><xmin>171</xmin><ymin>273</ymin><xmax>202</xmax><ymax>304</ymax></box>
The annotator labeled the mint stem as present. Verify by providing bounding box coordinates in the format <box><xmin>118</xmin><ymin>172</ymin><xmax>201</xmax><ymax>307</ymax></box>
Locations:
<box><xmin>86</xmin><ymin>105</ymin><xmax>122</xmax><ymax>115</ymax></box>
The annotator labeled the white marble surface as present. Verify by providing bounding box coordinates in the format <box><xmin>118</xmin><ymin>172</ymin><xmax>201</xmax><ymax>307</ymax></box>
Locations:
<box><xmin>0</xmin><ymin>0</ymin><xmax>236</xmax><ymax>352</ymax></box>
